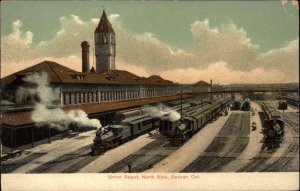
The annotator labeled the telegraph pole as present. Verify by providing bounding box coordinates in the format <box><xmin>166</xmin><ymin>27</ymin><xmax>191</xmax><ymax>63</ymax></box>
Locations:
<box><xmin>180</xmin><ymin>90</ymin><xmax>183</xmax><ymax>119</ymax></box>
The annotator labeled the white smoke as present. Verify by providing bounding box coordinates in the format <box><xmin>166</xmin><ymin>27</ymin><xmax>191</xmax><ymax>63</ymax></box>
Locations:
<box><xmin>24</xmin><ymin>72</ymin><xmax>101</xmax><ymax>131</ymax></box>
<box><xmin>142</xmin><ymin>103</ymin><xmax>180</xmax><ymax>122</ymax></box>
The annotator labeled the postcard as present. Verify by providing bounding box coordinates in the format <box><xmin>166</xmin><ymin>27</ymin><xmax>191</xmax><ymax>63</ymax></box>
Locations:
<box><xmin>1</xmin><ymin>0</ymin><xmax>299</xmax><ymax>190</ymax></box>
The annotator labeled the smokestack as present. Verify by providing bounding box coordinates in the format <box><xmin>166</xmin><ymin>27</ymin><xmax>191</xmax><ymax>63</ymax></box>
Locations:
<box><xmin>81</xmin><ymin>41</ymin><xmax>90</xmax><ymax>73</ymax></box>
<box><xmin>210</xmin><ymin>79</ymin><xmax>213</xmax><ymax>92</ymax></box>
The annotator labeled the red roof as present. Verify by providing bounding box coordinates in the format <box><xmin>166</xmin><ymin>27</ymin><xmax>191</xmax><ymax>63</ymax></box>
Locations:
<box><xmin>1</xmin><ymin>61</ymin><xmax>176</xmax><ymax>87</ymax></box>
<box><xmin>1</xmin><ymin>61</ymin><xmax>76</xmax><ymax>87</ymax></box>
<box><xmin>145</xmin><ymin>75</ymin><xmax>174</xmax><ymax>85</ymax></box>
<box><xmin>193</xmin><ymin>80</ymin><xmax>210</xmax><ymax>86</ymax></box>
<box><xmin>95</xmin><ymin>10</ymin><xmax>115</xmax><ymax>34</ymax></box>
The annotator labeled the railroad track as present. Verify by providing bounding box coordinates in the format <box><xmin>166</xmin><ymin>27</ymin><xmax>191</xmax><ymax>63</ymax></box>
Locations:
<box><xmin>1</xmin><ymin>152</ymin><xmax>47</xmax><ymax>173</ymax></box>
<box><xmin>281</xmin><ymin>112</ymin><xmax>299</xmax><ymax>135</ymax></box>
<box><xmin>102</xmin><ymin>137</ymin><xmax>179</xmax><ymax>173</ymax></box>
<box><xmin>182</xmin><ymin>113</ymin><xmax>250</xmax><ymax>172</ymax></box>
<box><xmin>261</xmin><ymin>112</ymin><xmax>299</xmax><ymax>172</ymax></box>
<box><xmin>239</xmin><ymin>111</ymin><xmax>299</xmax><ymax>172</ymax></box>
<box><xmin>261</xmin><ymin>141</ymin><xmax>299</xmax><ymax>172</ymax></box>
<box><xmin>29</xmin><ymin>144</ymin><xmax>96</xmax><ymax>173</ymax></box>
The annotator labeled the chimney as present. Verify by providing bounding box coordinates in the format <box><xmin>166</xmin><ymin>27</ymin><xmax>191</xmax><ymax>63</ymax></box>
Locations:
<box><xmin>81</xmin><ymin>41</ymin><xmax>90</xmax><ymax>73</ymax></box>
<box><xmin>210</xmin><ymin>79</ymin><xmax>213</xmax><ymax>92</ymax></box>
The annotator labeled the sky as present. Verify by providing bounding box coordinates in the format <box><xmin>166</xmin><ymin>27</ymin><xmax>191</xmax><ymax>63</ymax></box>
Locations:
<box><xmin>1</xmin><ymin>0</ymin><xmax>299</xmax><ymax>84</ymax></box>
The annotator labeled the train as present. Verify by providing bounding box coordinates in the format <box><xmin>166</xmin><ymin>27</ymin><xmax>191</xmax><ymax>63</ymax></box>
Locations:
<box><xmin>285</xmin><ymin>96</ymin><xmax>299</xmax><ymax>108</ymax></box>
<box><xmin>261</xmin><ymin>102</ymin><xmax>284</xmax><ymax>148</ymax></box>
<box><xmin>114</xmin><ymin>99</ymin><xmax>199</xmax><ymax>124</ymax></box>
<box><xmin>91</xmin><ymin>100</ymin><xmax>193</xmax><ymax>155</ymax></box>
<box><xmin>158</xmin><ymin>102</ymin><xmax>209</xmax><ymax>136</ymax></box>
<box><xmin>231</xmin><ymin>99</ymin><xmax>251</xmax><ymax>111</ymax></box>
<box><xmin>240</xmin><ymin>99</ymin><xmax>251</xmax><ymax>111</ymax></box>
<box><xmin>230</xmin><ymin>100</ymin><xmax>241</xmax><ymax>110</ymax></box>
<box><xmin>91</xmin><ymin>114</ymin><xmax>161</xmax><ymax>155</ymax></box>
<box><xmin>278</xmin><ymin>100</ymin><xmax>288</xmax><ymax>110</ymax></box>
<box><xmin>91</xmin><ymin>97</ymin><xmax>232</xmax><ymax>155</ymax></box>
<box><xmin>160</xmin><ymin>97</ymin><xmax>232</xmax><ymax>145</ymax></box>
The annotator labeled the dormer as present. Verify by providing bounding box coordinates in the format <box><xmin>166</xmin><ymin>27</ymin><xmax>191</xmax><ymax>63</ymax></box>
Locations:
<box><xmin>71</xmin><ymin>73</ymin><xmax>86</xmax><ymax>80</ymax></box>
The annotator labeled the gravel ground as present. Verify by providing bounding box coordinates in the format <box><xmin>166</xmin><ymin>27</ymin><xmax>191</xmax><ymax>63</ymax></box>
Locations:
<box><xmin>221</xmin><ymin>101</ymin><xmax>263</xmax><ymax>171</ymax></box>
<box><xmin>79</xmin><ymin>133</ymin><xmax>157</xmax><ymax>173</ymax></box>
<box><xmin>182</xmin><ymin>112</ymin><xmax>250</xmax><ymax>172</ymax></box>
<box><xmin>12</xmin><ymin>130</ymin><xmax>96</xmax><ymax>173</ymax></box>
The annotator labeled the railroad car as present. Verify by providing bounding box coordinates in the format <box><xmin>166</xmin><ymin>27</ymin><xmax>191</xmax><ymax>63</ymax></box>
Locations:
<box><xmin>285</xmin><ymin>96</ymin><xmax>299</xmax><ymax>108</ymax></box>
<box><xmin>261</xmin><ymin>102</ymin><xmax>284</xmax><ymax>148</ymax></box>
<box><xmin>68</xmin><ymin>122</ymin><xmax>98</xmax><ymax>132</ymax></box>
<box><xmin>278</xmin><ymin>100</ymin><xmax>288</xmax><ymax>110</ymax></box>
<box><xmin>231</xmin><ymin>100</ymin><xmax>241</xmax><ymax>110</ymax></box>
<box><xmin>161</xmin><ymin>97</ymin><xmax>232</xmax><ymax>145</ymax></box>
<box><xmin>240</xmin><ymin>100</ymin><xmax>251</xmax><ymax>111</ymax></box>
<box><xmin>91</xmin><ymin>114</ymin><xmax>160</xmax><ymax>155</ymax></box>
<box><xmin>167</xmin><ymin>100</ymin><xmax>186</xmax><ymax>107</ymax></box>
<box><xmin>114</xmin><ymin>108</ymin><xmax>142</xmax><ymax>124</ymax></box>
<box><xmin>158</xmin><ymin>102</ymin><xmax>205</xmax><ymax>136</ymax></box>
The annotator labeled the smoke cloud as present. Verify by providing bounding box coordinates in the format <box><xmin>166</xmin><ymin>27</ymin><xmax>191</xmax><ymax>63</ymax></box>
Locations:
<box><xmin>24</xmin><ymin>72</ymin><xmax>101</xmax><ymax>131</ymax></box>
<box><xmin>142</xmin><ymin>103</ymin><xmax>180</xmax><ymax>122</ymax></box>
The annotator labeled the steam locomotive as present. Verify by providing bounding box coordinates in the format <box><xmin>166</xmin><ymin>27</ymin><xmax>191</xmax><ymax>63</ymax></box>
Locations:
<box><xmin>91</xmin><ymin>98</ymin><xmax>219</xmax><ymax>155</ymax></box>
<box><xmin>91</xmin><ymin>114</ymin><xmax>161</xmax><ymax>155</ymax></box>
<box><xmin>160</xmin><ymin>97</ymin><xmax>232</xmax><ymax>145</ymax></box>
<box><xmin>278</xmin><ymin>100</ymin><xmax>288</xmax><ymax>110</ymax></box>
<box><xmin>91</xmin><ymin>99</ymin><xmax>208</xmax><ymax>155</ymax></box>
<box><xmin>261</xmin><ymin>102</ymin><xmax>284</xmax><ymax>148</ymax></box>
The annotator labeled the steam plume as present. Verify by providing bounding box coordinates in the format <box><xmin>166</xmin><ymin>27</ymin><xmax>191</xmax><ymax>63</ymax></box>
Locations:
<box><xmin>24</xmin><ymin>72</ymin><xmax>101</xmax><ymax>131</ymax></box>
<box><xmin>142</xmin><ymin>103</ymin><xmax>180</xmax><ymax>122</ymax></box>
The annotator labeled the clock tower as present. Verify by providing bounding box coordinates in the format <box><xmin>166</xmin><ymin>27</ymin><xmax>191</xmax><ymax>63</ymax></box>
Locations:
<box><xmin>94</xmin><ymin>10</ymin><xmax>116</xmax><ymax>73</ymax></box>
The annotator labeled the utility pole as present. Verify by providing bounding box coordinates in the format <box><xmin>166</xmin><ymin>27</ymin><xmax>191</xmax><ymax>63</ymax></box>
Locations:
<box><xmin>180</xmin><ymin>90</ymin><xmax>183</xmax><ymax>119</ymax></box>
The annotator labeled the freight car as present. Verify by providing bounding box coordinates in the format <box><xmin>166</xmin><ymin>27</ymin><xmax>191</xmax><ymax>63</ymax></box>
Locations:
<box><xmin>278</xmin><ymin>100</ymin><xmax>288</xmax><ymax>110</ymax></box>
<box><xmin>91</xmin><ymin>114</ymin><xmax>161</xmax><ymax>155</ymax></box>
<box><xmin>160</xmin><ymin>97</ymin><xmax>232</xmax><ymax>145</ymax></box>
<box><xmin>261</xmin><ymin>102</ymin><xmax>284</xmax><ymax>148</ymax></box>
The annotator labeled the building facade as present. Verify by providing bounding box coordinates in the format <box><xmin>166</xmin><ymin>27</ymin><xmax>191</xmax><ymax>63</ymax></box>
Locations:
<box><xmin>1</xmin><ymin>61</ymin><xmax>178</xmax><ymax>107</ymax></box>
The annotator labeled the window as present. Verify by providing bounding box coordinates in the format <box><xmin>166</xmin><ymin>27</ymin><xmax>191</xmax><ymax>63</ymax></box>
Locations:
<box><xmin>111</xmin><ymin>35</ymin><xmax>115</xmax><ymax>44</ymax></box>
<box><xmin>102</xmin><ymin>34</ymin><xmax>107</xmax><ymax>43</ymax></box>
<box><xmin>70</xmin><ymin>93</ymin><xmax>75</xmax><ymax>104</ymax></box>
<box><xmin>76</xmin><ymin>92</ymin><xmax>80</xmax><ymax>104</ymax></box>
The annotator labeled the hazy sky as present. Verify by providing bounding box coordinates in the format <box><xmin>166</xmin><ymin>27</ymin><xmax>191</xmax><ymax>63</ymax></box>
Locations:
<box><xmin>1</xmin><ymin>0</ymin><xmax>299</xmax><ymax>84</ymax></box>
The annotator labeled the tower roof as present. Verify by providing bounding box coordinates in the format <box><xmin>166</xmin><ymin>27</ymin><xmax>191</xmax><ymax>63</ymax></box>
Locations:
<box><xmin>95</xmin><ymin>10</ymin><xmax>115</xmax><ymax>34</ymax></box>
<box><xmin>81</xmin><ymin>41</ymin><xmax>90</xmax><ymax>47</ymax></box>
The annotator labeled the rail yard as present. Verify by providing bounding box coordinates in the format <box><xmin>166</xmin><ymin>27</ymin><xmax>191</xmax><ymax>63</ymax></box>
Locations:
<box><xmin>1</xmin><ymin>97</ymin><xmax>299</xmax><ymax>173</ymax></box>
